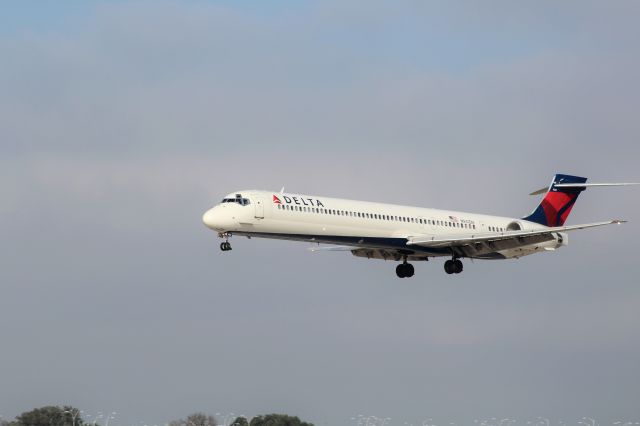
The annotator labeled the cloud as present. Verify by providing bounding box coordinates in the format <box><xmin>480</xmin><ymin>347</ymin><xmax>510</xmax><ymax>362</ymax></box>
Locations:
<box><xmin>1</xmin><ymin>1</ymin><xmax>640</xmax><ymax>425</ymax></box>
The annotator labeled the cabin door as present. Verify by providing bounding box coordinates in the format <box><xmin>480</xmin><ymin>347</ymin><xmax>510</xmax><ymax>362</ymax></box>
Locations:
<box><xmin>254</xmin><ymin>196</ymin><xmax>265</xmax><ymax>219</ymax></box>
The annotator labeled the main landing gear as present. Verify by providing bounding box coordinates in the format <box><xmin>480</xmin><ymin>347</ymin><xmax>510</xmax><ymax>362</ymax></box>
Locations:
<box><xmin>396</xmin><ymin>261</ymin><xmax>415</xmax><ymax>278</ymax></box>
<box><xmin>444</xmin><ymin>258</ymin><xmax>463</xmax><ymax>274</ymax></box>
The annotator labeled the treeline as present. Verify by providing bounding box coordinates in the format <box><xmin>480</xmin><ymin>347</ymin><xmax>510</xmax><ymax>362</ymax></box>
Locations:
<box><xmin>0</xmin><ymin>406</ymin><xmax>313</xmax><ymax>426</ymax></box>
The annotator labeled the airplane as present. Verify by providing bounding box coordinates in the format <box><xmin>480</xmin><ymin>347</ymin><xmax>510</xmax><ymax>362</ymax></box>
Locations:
<box><xmin>202</xmin><ymin>174</ymin><xmax>637</xmax><ymax>277</ymax></box>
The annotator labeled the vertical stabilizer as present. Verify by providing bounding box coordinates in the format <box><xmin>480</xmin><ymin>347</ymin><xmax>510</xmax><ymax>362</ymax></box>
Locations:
<box><xmin>523</xmin><ymin>174</ymin><xmax>587</xmax><ymax>226</ymax></box>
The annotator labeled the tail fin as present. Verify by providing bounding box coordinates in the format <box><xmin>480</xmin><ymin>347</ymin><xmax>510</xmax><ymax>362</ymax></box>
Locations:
<box><xmin>523</xmin><ymin>174</ymin><xmax>587</xmax><ymax>226</ymax></box>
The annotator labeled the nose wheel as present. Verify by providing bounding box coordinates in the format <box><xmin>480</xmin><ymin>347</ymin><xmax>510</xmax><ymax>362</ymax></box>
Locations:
<box><xmin>396</xmin><ymin>262</ymin><xmax>415</xmax><ymax>278</ymax></box>
<box><xmin>444</xmin><ymin>259</ymin><xmax>463</xmax><ymax>274</ymax></box>
<box><xmin>218</xmin><ymin>232</ymin><xmax>232</xmax><ymax>252</ymax></box>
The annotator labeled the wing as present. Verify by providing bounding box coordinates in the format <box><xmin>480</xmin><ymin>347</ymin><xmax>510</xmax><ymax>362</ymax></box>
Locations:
<box><xmin>308</xmin><ymin>246</ymin><xmax>354</xmax><ymax>252</ymax></box>
<box><xmin>307</xmin><ymin>220</ymin><xmax>625</xmax><ymax>261</ymax></box>
<box><xmin>407</xmin><ymin>220</ymin><xmax>625</xmax><ymax>249</ymax></box>
<box><xmin>308</xmin><ymin>245</ymin><xmax>430</xmax><ymax>261</ymax></box>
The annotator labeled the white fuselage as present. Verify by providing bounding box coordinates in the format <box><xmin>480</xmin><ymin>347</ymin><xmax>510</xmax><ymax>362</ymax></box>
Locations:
<box><xmin>202</xmin><ymin>190</ymin><xmax>565</xmax><ymax>260</ymax></box>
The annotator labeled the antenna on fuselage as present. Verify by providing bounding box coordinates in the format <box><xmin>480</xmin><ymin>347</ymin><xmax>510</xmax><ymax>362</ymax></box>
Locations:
<box><xmin>280</xmin><ymin>187</ymin><xmax>285</xmax><ymax>194</ymax></box>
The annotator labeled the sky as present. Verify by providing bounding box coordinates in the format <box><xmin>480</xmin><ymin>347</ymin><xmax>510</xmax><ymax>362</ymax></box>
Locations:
<box><xmin>1</xmin><ymin>1</ymin><xmax>640</xmax><ymax>425</ymax></box>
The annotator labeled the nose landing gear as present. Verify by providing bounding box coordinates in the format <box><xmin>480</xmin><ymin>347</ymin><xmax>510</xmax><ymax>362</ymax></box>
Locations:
<box><xmin>444</xmin><ymin>258</ymin><xmax>463</xmax><ymax>274</ymax></box>
<box><xmin>218</xmin><ymin>232</ymin><xmax>232</xmax><ymax>252</ymax></box>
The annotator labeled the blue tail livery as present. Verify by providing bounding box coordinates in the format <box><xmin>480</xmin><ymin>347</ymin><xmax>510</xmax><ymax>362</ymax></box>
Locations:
<box><xmin>523</xmin><ymin>174</ymin><xmax>587</xmax><ymax>227</ymax></box>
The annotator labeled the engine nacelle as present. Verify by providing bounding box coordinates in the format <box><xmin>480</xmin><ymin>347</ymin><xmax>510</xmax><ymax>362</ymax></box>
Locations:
<box><xmin>506</xmin><ymin>220</ymin><xmax>540</xmax><ymax>231</ymax></box>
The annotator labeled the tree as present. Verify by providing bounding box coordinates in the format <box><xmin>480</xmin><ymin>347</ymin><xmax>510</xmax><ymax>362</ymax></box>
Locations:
<box><xmin>230</xmin><ymin>417</ymin><xmax>249</xmax><ymax>426</ymax></box>
<box><xmin>13</xmin><ymin>406</ymin><xmax>86</xmax><ymax>426</ymax></box>
<box><xmin>249</xmin><ymin>414</ymin><xmax>313</xmax><ymax>426</ymax></box>
<box><xmin>169</xmin><ymin>413</ymin><xmax>217</xmax><ymax>426</ymax></box>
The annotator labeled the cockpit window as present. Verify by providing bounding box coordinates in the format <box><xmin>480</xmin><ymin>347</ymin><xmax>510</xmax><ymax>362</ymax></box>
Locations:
<box><xmin>221</xmin><ymin>195</ymin><xmax>250</xmax><ymax>206</ymax></box>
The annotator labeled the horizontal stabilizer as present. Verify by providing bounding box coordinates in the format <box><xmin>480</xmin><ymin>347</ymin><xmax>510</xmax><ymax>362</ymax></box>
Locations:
<box><xmin>530</xmin><ymin>182</ymin><xmax>640</xmax><ymax>195</ymax></box>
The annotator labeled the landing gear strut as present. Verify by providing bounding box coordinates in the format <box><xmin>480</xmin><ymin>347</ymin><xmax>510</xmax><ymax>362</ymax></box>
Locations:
<box><xmin>219</xmin><ymin>233</ymin><xmax>232</xmax><ymax>251</ymax></box>
<box><xmin>444</xmin><ymin>258</ymin><xmax>463</xmax><ymax>274</ymax></box>
<box><xmin>396</xmin><ymin>259</ymin><xmax>415</xmax><ymax>278</ymax></box>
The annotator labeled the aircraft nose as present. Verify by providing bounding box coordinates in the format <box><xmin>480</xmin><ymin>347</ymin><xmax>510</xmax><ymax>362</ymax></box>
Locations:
<box><xmin>202</xmin><ymin>207</ymin><xmax>221</xmax><ymax>230</ymax></box>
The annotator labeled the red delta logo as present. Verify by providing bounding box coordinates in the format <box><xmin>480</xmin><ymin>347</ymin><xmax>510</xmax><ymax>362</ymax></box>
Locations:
<box><xmin>273</xmin><ymin>195</ymin><xmax>282</xmax><ymax>204</ymax></box>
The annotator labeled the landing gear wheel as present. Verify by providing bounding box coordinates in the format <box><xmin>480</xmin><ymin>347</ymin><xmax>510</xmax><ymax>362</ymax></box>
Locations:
<box><xmin>220</xmin><ymin>242</ymin><xmax>232</xmax><ymax>251</ymax></box>
<box><xmin>405</xmin><ymin>263</ymin><xmax>415</xmax><ymax>277</ymax></box>
<box><xmin>453</xmin><ymin>259</ymin><xmax>463</xmax><ymax>274</ymax></box>
<box><xmin>396</xmin><ymin>264</ymin><xmax>406</xmax><ymax>278</ymax></box>
<box><xmin>444</xmin><ymin>260</ymin><xmax>455</xmax><ymax>274</ymax></box>
<box><xmin>396</xmin><ymin>263</ymin><xmax>415</xmax><ymax>278</ymax></box>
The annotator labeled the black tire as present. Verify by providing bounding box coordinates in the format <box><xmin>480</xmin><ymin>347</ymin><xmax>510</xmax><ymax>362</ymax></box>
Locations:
<box><xmin>225</xmin><ymin>242</ymin><xmax>232</xmax><ymax>251</ymax></box>
<box><xmin>453</xmin><ymin>259</ymin><xmax>463</xmax><ymax>274</ymax></box>
<box><xmin>220</xmin><ymin>242</ymin><xmax>227</xmax><ymax>251</ymax></box>
<box><xmin>406</xmin><ymin>263</ymin><xmax>415</xmax><ymax>277</ymax></box>
<box><xmin>444</xmin><ymin>260</ymin><xmax>455</xmax><ymax>274</ymax></box>
<box><xmin>396</xmin><ymin>264</ymin><xmax>406</xmax><ymax>278</ymax></box>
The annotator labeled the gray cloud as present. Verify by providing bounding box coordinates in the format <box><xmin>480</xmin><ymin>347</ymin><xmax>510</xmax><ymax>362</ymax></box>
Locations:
<box><xmin>1</xmin><ymin>1</ymin><xmax>640</xmax><ymax>425</ymax></box>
